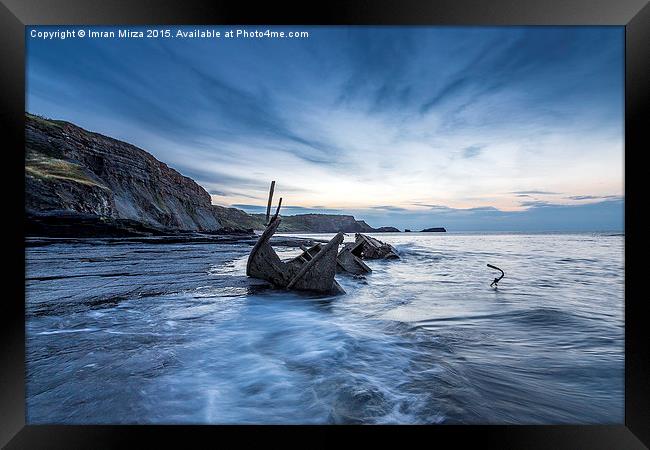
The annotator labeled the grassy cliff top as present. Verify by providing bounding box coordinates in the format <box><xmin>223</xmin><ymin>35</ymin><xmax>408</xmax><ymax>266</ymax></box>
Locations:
<box><xmin>26</xmin><ymin>151</ymin><xmax>108</xmax><ymax>189</ymax></box>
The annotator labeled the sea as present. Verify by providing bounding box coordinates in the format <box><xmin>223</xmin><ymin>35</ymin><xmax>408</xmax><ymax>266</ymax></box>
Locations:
<box><xmin>25</xmin><ymin>232</ymin><xmax>625</xmax><ymax>424</ymax></box>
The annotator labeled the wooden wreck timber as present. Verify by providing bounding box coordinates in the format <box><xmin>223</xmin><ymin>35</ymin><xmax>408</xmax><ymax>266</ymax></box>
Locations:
<box><xmin>337</xmin><ymin>243</ymin><xmax>372</xmax><ymax>275</ymax></box>
<box><xmin>347</xmin><ymin>233</ymin><xmax>400</xmax><ymax>260</ymax></box>
<box><xmin>246</xmin><ymin>182</ymin><xmax>345</xmax><ymax>295</ymax></box>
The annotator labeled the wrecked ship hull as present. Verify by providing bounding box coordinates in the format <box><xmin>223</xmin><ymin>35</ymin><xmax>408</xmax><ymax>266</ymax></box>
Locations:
<box><xmin>246</xmin><ymin>216</ymin><xmax>345</xmax><ymax>295</ymax></box>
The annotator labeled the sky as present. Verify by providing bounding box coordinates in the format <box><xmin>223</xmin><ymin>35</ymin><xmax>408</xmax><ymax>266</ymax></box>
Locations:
<box><xmin>26</xmin><ymin>26</ymin><xmax>624</xmax><ymax>231</ymax></box>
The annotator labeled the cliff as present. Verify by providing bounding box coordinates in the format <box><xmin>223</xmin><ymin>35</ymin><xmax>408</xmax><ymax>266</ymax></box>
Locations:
<box><xmin>421</xmin><ymin>227</ymin><xmax>447</xmax><ymax>232</ymax></box>
<box><xmin>26</xmin><ymin>113</ymin><xmax>222</xmax><ymax>235</ymax></box>
<box><xmin>250</xmin><ymin>213</ymin><xmax>377</xmax><ymax>233</ymax></box>
<box><xmin>211</xmin><ymin>205</ymin><xmax>261</xmax><ymax>231</ymax></box>
<box><xmin>375</xmin><ymin>226</ymin><xmax>401</xmax><ymax>232</ymax></box>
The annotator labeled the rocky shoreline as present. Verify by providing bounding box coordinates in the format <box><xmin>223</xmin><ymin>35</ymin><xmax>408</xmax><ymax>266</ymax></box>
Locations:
<box><xmin>25</xmin><ymin>233</ymin><xmax>330</xmax><ymax>248</ymax></box>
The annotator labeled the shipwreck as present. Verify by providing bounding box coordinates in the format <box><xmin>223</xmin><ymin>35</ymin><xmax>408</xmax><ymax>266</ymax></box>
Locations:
<box><xmin>246</xmin><ymin>181</ymin><xmax>346</xmax><ymax>295</ymax></box>
<box><xmin>246</xmin><ymin>181</ymin><xmax>400</xmax><ymax>295</ymax></box>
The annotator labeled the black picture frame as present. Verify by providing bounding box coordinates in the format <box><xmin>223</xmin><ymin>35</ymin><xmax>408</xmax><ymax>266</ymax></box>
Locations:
<box><xmin>1</xmin><ymin>0</ymin><xmax>647</xmax><ymax>447</ymax></box>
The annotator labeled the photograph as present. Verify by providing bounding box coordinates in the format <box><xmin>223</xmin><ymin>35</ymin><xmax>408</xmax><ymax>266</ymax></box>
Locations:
<box><xmin>24</xmin><ymin>25</ymin><xmax>625</xmax><ymax>425</ymax></box>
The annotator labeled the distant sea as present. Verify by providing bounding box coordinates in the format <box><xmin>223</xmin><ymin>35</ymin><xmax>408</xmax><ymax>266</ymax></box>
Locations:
<box><xmin>25</xmin><ymin>232</ymin><xmax>624</xmax><ymax>424</ymax></box>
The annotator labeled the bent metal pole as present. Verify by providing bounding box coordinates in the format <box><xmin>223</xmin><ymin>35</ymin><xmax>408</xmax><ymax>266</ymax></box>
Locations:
<box><xmin>487</xmin><ymin>264</ymin><xmax>505</xmax><ymax>287</ymax></box>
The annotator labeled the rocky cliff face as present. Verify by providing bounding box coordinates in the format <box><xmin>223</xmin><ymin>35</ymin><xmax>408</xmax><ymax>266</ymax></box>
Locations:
<box><xmin>25</xmin><ymin>114</ymin><xmax>222</xmax><ymax>233</ymax></box>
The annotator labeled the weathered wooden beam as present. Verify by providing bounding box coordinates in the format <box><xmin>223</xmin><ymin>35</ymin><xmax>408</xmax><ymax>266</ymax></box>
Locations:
<box><xmin>287</xmin><ymin>232</ymin><xmax>344</xmax><ymax>289</ymax></box>
<box><xmin>265</xmin><ymin>180</ymin><xmax>276</xmax><ymax>224</ymax></box>
<box><xmin>272</xmin><ymin>197</ymin><xmax>283</xmax><ymax>221</ymax></box>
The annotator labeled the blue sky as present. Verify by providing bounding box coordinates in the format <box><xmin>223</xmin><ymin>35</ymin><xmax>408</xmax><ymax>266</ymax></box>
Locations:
<box><xmin>26</xmin><ymin>26</ymin><xmax>624</xmax><ymax>231</ymax></box>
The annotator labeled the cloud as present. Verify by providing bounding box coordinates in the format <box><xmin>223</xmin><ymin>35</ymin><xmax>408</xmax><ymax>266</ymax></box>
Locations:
<box><xmin>511</xmin><ymin>191</ymin><xmax>562</xmax><ymax>195</ymax></box>
<box><xmin>232</xmin><ymin>204</ymin><xmax>344</xmax><ymax>215</ymax></box>
<box><xmin>462</xmin><ymin>145</ymin><xmax>483</xmax><ymax>159</ymax></box>
<box><xmin>175</xmin><ymin>167</ymin><xmax>270</xmax><ymax>192</ymax></box>
<box><xmin>336</xmin><ymin>29</ymin><xmax>417</xmax><ymax>113</ymax></box>
<box><xmin>568</xmin><ymin>194</ymin><xmax>622</xmax><ymax>201</ymax></box>
<box><xmin>519</xmin><ymin>200</ymin><xmax>555</xmax><ymax>207</ymax></box>
<box><xmin>368</xmin><ymin>205</ymin><xmax>410</xmax><ymax>212</ymax></box>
